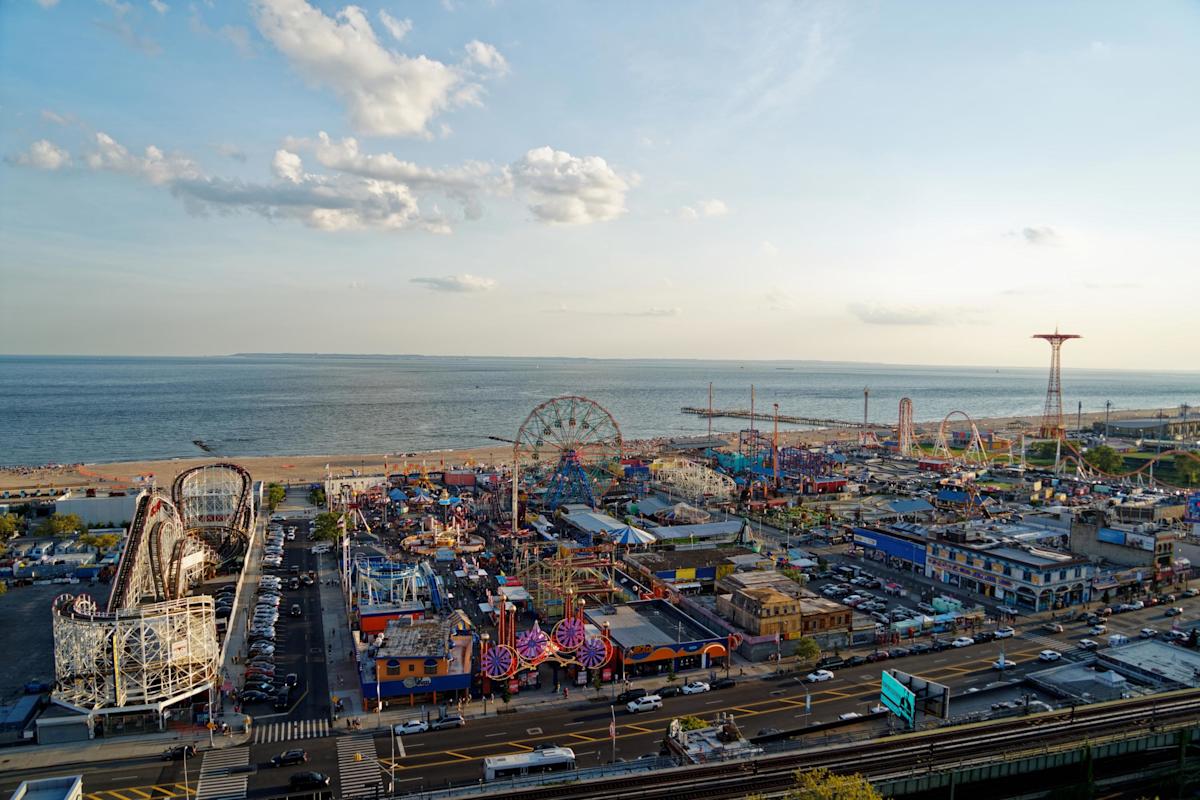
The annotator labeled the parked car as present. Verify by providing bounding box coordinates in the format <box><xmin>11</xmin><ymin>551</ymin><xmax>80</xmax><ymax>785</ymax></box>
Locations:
<box><xmin>1140</xmin><ymin>628</ymin><xmax>1158</xmax><ymax>639</ymax></box>
<box><xmin>431</xmin><ymin>714</ymin><xmax>466</xmax><ymax>730</ymax></box>
<box><xmin>907</xmin><ymin>643</ymin><xmax>933</xmax><ymax>655</ymax></box>
<box><xmin>865</xmin><ymin>651</ymin><xmax>890</xmax><ymax>663</ymax></box>
<box><xmin>1165</xmin><ymin>607</ymin><xmax>1184</xmax><ymax>617</ymax></box>
<box><xmin>844</xmin><ymin>655</ymin><xmax>867</xmax><ymax>667</ymax></box>
<box><xmin>838</xmin><ymin>712</ymin><xmax>862</xmax><ymax>721</ymax></box>
<box><xmin>239</xmin><ymin>690</ymin><xmax>272</xmax><ymax>703</ymax></box>
<box><xmin>888</xmin><ymin>648</ymin><xmax>910</xmax><ymax>659</ymax></box>
<box><xmin>1041</xmin><ymin>622</ymin><xmax>1064</xmax><ymax>634</ymax></box>
<box><xmin>1078</xmin><ymin>639</ymin><xmax>1099</xmax><ymax>650</ymax></box>
<box><xmin>271</xmin><ymin>749</ymin><xmax>309</xmax><ymax>767</ymax></box>
<box><xmin>626</xmin><ymin>695</ymin><xmax>663</xmax><ymax>713</ymax></box>
<box><xmin>394</xmin><ymin>719</ymin><xmax>429</xmax><ymax>735</ymax></box>
<box><xmin>815</xmin><ymin>656</ymin><xmax>844</xmax><ymax>670</ymax></box>
<box><xmin>1090</xmin><ymin>625</ymin><xmax>1108</xmax><ymax>636</ymax></box>
<box><xmin>290</xmin><ymin>604</ymin><xmax>303</xmax><ymax>617</ymax></box>
<box><xmin>994</xmin><ymin>626</ymin><xmax>1016</xmax><ymax>639</ymax></box>
<box><xmin>806</xmin><ymin>669</ymin><xmax>835</xmax><ymax>683</ymax></box>
<box><xmin>1183</xmin><ymin>588</ymin><xmax>1199</xmax><ymax>598</ymax></box>
<box><xmin>616</xmin><ymin>688</ymin><xmax>647</xmax><ymax>704</ymax></box>
<box><xmin>289</xmin><ymin>772</ymin><xmax>331</xmax><ymax>789</ymax></box>
<box><xmin>974</xmin><ymin>631</ymin><xmax>996</xmax><ymax>643</ymax></box>
<box><xmin>951</xmin><ymin>637</ymin><xmax>975</xmax><ymax>648</ymax></box>
<box><xmin>1038</xmin><ymin>650</ymin><xmax>1062</xmax><ymax>662</ymax></box>
<box><xmin>711</xmin><ymin>677</ymin><xmax>737</xmax><ymax>690</ymax></box>
<box><xmin>681</xmin><ymin>681</ymin><xmax>710</xmax><ymax>695</ymax></box>
<box><xmin>657</xmin><ymin>685</ymin><xmax>683</xmax><ymax>698</ymax></box>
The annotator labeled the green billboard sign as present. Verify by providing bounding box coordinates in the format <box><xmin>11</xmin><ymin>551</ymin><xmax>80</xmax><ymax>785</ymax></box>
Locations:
<box><xmin>881</xmin><ymin>670</ymin><xmax>915</xmax><ymax>727</ymax></box>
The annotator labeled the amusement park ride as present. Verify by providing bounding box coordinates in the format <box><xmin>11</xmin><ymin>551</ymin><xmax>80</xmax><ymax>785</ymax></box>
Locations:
<box><xmin>480</xmin><ymin>592</ymin><xmax>613</xmax><ymax>686</ymax></box>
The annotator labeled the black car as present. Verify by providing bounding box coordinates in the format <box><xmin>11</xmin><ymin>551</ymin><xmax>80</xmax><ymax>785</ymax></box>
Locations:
<box><xmin>271</xmin><ymin>748</ymin><xmax>309</xmax><ymax>767</ymax></box>
<box><xmin>844</xmin><ymin>655</ymin><xmax>867</xmax><ymax>667</ymax></box>
<box><xmin>162</xmin><ymin>744</ymin><xmax>197</xmax><ymax>760</ymax></box>
<box><xmin>243</xmin><ymin>681</ymin><xmax>277</xmax><ymax>694</ymax></box>
<box><xmin>239</xmin><ymin>690</ymin><xmax>272</xmax><ymax>703</ymax></box>
<box><xmin>711</xmin><ymin>677</ymin><xmax>736</xmax><ymax>690</ymax></box>
<box><xmin>289</xmin><ymin>772</ymin><xmax>330</xmax><ymax>789</ymax></box>
<box><xmin>615</xmin><ymin>688</ymin><xmax>646</xmax><ymax>704</ymax></box>
<box><xmin>908</xmin><ymin>643</ymin><xmax>933</xmax><ymax>655</ymax></box>
<box><xmin>284</xmin><ymin>673</ymin><xmax>300</xmax><ymax>687</ymax></box>
<box><xmin>888</xmin><ymin>648</ymin><xmax>910</xmax><ymax>659</ymax></box>
<box><xmin>974</xmin><ymin>631</ymin><xmax>996</xmax><ymax>643</ymax></box>
<box><xmin>815</xmin><ymin>656</ymin><xmax>845</xmax><ymax>670</ymax></box>
<box><xmin>657</xmin><ymin>685</ymin><xmax>683</xmax><ymax>698</ymax></box>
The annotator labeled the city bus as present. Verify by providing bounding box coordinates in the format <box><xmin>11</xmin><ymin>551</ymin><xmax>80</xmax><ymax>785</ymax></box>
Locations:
<box><xmin>483</xmin><ymin>747</ymin><xmax>577</xmax><ymax>781</ymax></box>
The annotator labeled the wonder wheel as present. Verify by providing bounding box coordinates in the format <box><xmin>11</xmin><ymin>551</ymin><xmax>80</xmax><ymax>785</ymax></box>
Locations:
<box><xmin>514</xmin><ymin>395</ymin><xmax>623</xmax><ymax>511</ymax></box>
<box><xmin>481</xmin><ymin>643</ymin><xmax>518</xmax><ymax>679</ymax></box>
<box><xmin>516</xmin><ymin>622</ymin><xmax>551</xmax><ymax>662</ymax></box>
<box><xmin>552</xmin><ymin>616</ymin><xmax>587</xmax><ymax>651</ymax></box>
<box><xmin>577</xmin><ymin>636</ymin><xmax>613</xmax><ymax>669</ymax></box>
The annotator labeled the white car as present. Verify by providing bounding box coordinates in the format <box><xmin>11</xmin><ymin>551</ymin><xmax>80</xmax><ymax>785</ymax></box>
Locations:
<box><xmin>393</xmin><ymin>719</ymin><xmax>429</xmax><ymax>735</ymax></box>
<box><xmin>992</xmin><ymin>659</ymin><xmax>1019</xmax><ymax>670</ymax></box>
<box><xmin>286</xmin><ymin>531</ymin><xmax>296</xmax><ymax>541</ymax></box>
<box><xmin>1078</xmin><ymin>639</ymin><xmax>1099</xmax><ymax>650</ymax></box>
<box><xmin>626</xmin><ymin>695</ymin><xmax>663</xmax><ymax>713</ymax></box>
<box><xmin>1140</xmin><ymin>628</ymin><xmax>1158</xmax><ymax>639</ymax></box>
<box><xmin>1129</xmin><ymin>600</ymin><xmax>1145</xmax><ymax>610</ymax></box>
<box><xmin>994</xmin><ymin>626</ymin><xmax>1015</xmax><ymax>639</ymax></box>
<box><xmin>806</xmin><ymin>669</ymin><xmax>835</xmax><ymax>683</ymax></box>
<box><xmin>837</xmin><ymin>712</ymin><xmax>862</xmax><ymax>721</ymax></box>
<box><xmin>681</xmin><ymin>681</ymin><xmax>710</xmax><ymax>695</ymax></box>
<box><xmin>951</xmin><ymin>637</ymin><xmax>975</xmax><ymax>648</ymax></box>
<box><xmin>1090</xmin><ymin>625</ymin><xmax>1108</xmax><ymax>635</ymax></box>
<box><xmin>1038</xmin><ymin>650</ymin><xmax>1062</xmax><ymax>662</ymax></box>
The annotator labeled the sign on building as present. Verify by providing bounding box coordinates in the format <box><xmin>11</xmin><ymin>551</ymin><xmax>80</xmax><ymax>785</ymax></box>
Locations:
<box><xmin>1185</xmin><ymin>494</ymin><xmax>1200</xmax><ymax>524</ymax></box>
<box><xmin>886</xmin><ymin>669</ymin><xmax>951</xmax><ymax>723</ymax></box>
<box><xmin>880</xmin><ymin>671</ymin><xmax>915</xmax><ymax>728</ymax></box>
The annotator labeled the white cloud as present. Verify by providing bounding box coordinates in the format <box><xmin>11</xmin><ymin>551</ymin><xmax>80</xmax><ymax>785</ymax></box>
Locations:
<box><xmin>378</xmin><ymin>10</ymin><xmax>412</xmax><ymax>41</ymax></box>
<box><xmin>10</xmin><ymin>139</ymin><xmax>71</xmax><ymax>170</ymax></box>
<box><xmin>1020</xmin><ymin>225</ymin><xmax>1059</xmax><ymax>246</ymax></box>
<box><xmin>411</xmin><ymin>274</ymin><xmax>496</xmax><ymax>292</ymax></box>
<box><xmin>847</xmin><ymin>303</ymin><xmax>942</xmax><ymax>326</ymax></box>
<box><xmin>252</xmin><ymin>0</ymin><xmax>505</xmax><ymax>137</ymax></box>
<box><xmin>149</xmin><ymin>0</ymin><xmax>169</xmax><ymax>14</ymax></box>
<box><xmin>41</xmin><ymin>109</ymin><xmax>72</xmax><ymax>125</ymax></box>
<box><xmin>36</xmin><ymin>0</ymin><xmax>60</xmax><ymax>7</ymax></box>
<box><xmin>271</xmin><ymin>149</ymin><xmax>305</xmax><ymax>183</ymax></box>
<box><xmin>679</xmin><ymin>198</ymin><xmax>728</xmax><ymax>220</ymax></box>
<box><xmin>547</xmin><ymin>305</ymin><xmax>680</xmax><ymax>318</ymax></box>
<box><xmin>510</xmin><ymin>146</ymin><xmax>631</xmax><ymax>225</ymax></box>
<box><xmin>97</xmin><ymin>0</ymin><xmax>162</xmax><ymax>55</ymax></box>
<box><xmin>464</xmin><ymin>40</ymin><xmax>509</xmax><ymax>75</ymax></box>
<box><xmin>760</xmin><ymin>240</ymin><xmax>779</xmax><ymax>257</ymax></box>
<box><xmin>219</xmin><ymin>25</ymin><xmax>253</xmax><ymax>57</ymax></box>
<box><xmin>286</xmin><ymin>132</ymin><xmax>498</xmax><ymax>219</ymax></box>
<box><xmin>85</xmin><ymin>132</ymin><xmax>201</xmax><ymax>184</ymax></box>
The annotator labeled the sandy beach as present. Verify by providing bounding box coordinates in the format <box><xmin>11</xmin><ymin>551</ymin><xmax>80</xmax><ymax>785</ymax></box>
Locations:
<box><xmin>0</xmin><ymin>406</ymin><xmax>1179</xmax><ymax>494</ymax></box>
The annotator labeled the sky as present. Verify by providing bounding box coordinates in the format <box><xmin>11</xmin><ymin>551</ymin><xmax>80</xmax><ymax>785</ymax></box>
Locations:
<box><xmin>2</xmin><ymin>1</ymin><xmax>1198</xmax><ymax>369</ymax></box>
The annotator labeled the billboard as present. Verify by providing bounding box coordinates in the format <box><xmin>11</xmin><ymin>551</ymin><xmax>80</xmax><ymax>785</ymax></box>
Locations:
<box><xmin>887</xmin><ymin>669</ymin><xmax>951</xmax><ymax>722</ymax></box>
<box><xmin>1098</xmin><ymin>527</ymin><xmax>1126</xmax><ymax>546</ymax></box>
<box><xmin>880</xmin><ymin>671</ymin><xmax>915</xmax><ymax>728</ymax></box>
<box><xmin>1185</xmin><ymin>494</ymin><xmax>1200</xmax><ymax>524</ymax></box>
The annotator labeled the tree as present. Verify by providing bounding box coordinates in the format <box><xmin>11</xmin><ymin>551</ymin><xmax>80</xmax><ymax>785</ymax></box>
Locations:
<box><xmin>0</xmin><ymin>513</ymin><xmax>22</xmax><ymax>541</ymax></box>
<box><xmin>311</xmin><ymin>512</ymin><xmax>343</xmax><ymax>542</ymax></box>
<box><xmin>79</xmin><ymin>532</ymin><xmax>121</xmax><ymax>551</ymax></box>
<box><xmin>591</xmin><ymin>669</ymin><xmax>603</xmax><ymax>696</ymax></box>
<box><xmin>36</xmin><ymin>514</ymin><xmax>85</xmax><ymax>537</ymax></box>
<box><xmin>1083</xmin><ymin>445</ymin><xmax>1123</xmax><ymax>474</ymax></box>
<box><xmin>784</xmin><ymin>768</ymin><xmax>882</xmax><ymax>800</ymax></box>
<box><xmin>1028</xmin><ymin>441</ymin><xmax>1060</xmax><ymax>461</ymax></box>
<box><xmin>307</xmin><ymin>487</ymin><xmax>326</xmax><ymax>507</ymax></box>
<box><xmin>678</xmin><ymin>715</ymin><xmax>708</xmax><ymax>731</ymax></box>
<box><xmin>1175</xmin><ymin>453</ymin><xmax>1200</xmax><ymax>485</ymax></box>
<box><xmin>793</xmin><ymin>636</ymin><xmax>821</xmax><ymax>665</ymax></box>
<box><xmin>266</xmin><ymin>483</ymin><xmax>286</xmax><ymax>512</ymax></box>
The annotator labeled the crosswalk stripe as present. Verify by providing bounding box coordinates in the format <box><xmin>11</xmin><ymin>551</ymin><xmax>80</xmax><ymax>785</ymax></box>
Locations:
<box><xmin>337</xmin><ymin>734</ymin><xmax>384</xmax><ymax>798</ymax></box>
<box><xmin>195</xmin><ymin>747</ymin><xmax>249</xmax><ymax>800</ymax></box>
<box><xmin>252</xmin><ymin>717</ymin><xmax>331</xmax><ymax>744</ymax></box>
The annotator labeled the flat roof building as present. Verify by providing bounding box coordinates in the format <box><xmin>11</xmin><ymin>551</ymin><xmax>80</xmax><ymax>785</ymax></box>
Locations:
<box><xmin>584</xmin><ymin>600</ymin><xmax>727</xmax><ymax>677</ymax></box>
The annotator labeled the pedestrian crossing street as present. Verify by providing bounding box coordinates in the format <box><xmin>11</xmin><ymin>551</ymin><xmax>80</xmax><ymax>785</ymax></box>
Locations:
<box><xmin>252</xmin><ymin>717</ymin><xmax>331</xmax><ymax>744</ymax></box>
<box><xmin>195</xmin><ymin>747</ymin><xmax>248</xmax><ymax>800</ymax></box>
<box><xmin>337</xmin><ymin>733</ymin><xmax>385</xmax><ymax>799</ymax></box>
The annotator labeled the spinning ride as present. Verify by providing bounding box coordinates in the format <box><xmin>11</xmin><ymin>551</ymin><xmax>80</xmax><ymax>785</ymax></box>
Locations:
<box><xmin>480</xmin><ymin>592</ymin><xmax>613</xmax><ymax>683</ymax></box>
<box><xmin>511</xmin><ymin>396</ymin><xmax>622</xmax><ymax>531</ymax></box>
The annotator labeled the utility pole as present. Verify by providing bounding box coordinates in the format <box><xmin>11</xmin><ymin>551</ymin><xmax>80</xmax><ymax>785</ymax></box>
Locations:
<box><xmin>864</xmin><ymin>387</ymin><xmax>870</xmax><ymax>427</ymax></box>
<box><xmin>707</xmin><ymin>382</ymin><xmax>713</xmax><ymax>438</ymax></box>
<box><xmin>1077</xmin><ymin>401</ymin><xmax>1082</xmax><ymax>435</ymax></box>
<box><xmin>1105</xmin><ymin>400</ymin><xmax>1111</xmax><ymax>439</ymax></box>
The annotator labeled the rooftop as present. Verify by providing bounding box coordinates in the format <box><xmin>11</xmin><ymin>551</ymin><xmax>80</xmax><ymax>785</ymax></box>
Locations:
<box><xmin>1099</xmin><ymin>639</ymin><xmax>1200</xmax><ymax>688</ymax></box>
<box><xmin>585</xmin><ymin>599</ymin><xmax>720</xmax><ymax>648</ymax></box>
<box><xmin>377</xmin><ymin>619</ymin><xmax>452</xmax><ymax>659</ymax></box>
<box><xmin>625</xmin><ymin>546</ymin><xmax>756</xmax><ymax>572</ymax></box>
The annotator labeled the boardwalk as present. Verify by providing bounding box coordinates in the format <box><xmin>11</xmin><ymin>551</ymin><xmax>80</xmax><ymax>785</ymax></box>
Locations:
<box><xmin>680</xmin><ymin>407</ymin><xmax>867</xmax><ymax>429</ymax></box>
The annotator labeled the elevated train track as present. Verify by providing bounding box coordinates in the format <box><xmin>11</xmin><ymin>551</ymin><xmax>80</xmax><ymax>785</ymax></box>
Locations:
<box><xmin>462</xmin><ymin>690</ymin><xmax>1200</xmax><ymax>800</ymax></box>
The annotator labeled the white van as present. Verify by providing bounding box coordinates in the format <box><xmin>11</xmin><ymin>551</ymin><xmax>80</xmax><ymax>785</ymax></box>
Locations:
<box><xmin>1107</xmin><ymin>633</ymin><xmax>1129</xmax><ymax>647</ymax></box>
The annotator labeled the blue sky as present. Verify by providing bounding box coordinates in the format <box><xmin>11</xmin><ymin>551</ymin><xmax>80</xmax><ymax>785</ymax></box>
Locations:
<box><xmin>2</xmin><ymin>1</ymin><xmax>1198</xmax><ymax>368</ymax></box>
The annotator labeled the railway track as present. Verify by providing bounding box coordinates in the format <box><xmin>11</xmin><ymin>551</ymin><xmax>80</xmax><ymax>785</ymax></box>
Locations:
<box><xmin>466</xmin><ymin>689</ymin><xmax>1200</xmax><ymax>800</ymax></box>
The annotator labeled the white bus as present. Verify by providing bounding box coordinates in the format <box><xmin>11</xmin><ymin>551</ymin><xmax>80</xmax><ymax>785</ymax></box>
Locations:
<box><xmin>483</xmin><ymin>748</ymin><xmax>577</xmax><ymax>781</ymax></box>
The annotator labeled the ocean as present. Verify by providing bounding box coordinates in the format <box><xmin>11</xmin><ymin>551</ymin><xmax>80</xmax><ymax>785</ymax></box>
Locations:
<box><xmin>0</xmin><ymin>355</ymin><xmax>1197</xmax><ymax>466</ymax></box>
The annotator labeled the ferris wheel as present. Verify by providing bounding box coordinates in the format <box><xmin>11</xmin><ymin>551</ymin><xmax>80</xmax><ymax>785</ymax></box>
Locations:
<box><xmin>513</xmin><ymin>395</ymin><xmax>623</xmax><ymax>515</ymax></box>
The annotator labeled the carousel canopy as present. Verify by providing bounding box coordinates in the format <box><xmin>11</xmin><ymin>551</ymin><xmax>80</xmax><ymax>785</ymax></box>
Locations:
<box><xmin>388</xmin><ymin>488</ymin><xmax>407</xmax><ymax>501</ymax></box>
<box><xmin>607</xmin><ymin>524</ymin><xmax>655</xmax><ymax>545</ymax></box>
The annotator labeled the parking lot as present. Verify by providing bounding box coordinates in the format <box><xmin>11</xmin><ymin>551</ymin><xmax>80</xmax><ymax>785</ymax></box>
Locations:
<box><xmin>0</xmin><ymin>580</ymin><xmax>108</xmax><ymax>700</ymax></box>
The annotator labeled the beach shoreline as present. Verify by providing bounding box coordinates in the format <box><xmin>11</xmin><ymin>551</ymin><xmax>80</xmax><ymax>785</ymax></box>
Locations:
<box><xmin>0</xmin><ymin>405</ymin><xmax>1182</xmax><ymax>494</ymax></box>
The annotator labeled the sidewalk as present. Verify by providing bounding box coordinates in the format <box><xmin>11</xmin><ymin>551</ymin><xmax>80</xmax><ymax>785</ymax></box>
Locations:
<box><xmin>214</xmin><ymin>507</ymin><xmax>265</xmax><ymax>739</ymax></box>
<box><xmin>317</xmin><ymin>549</ymin><xmax>364</xmax><ymax>723</ymax></box>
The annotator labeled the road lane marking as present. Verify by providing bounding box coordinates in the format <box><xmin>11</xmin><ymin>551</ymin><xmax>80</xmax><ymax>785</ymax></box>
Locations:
<box><xmin>570</xmin><ymin>732</ymin><xmax>599</xmax><ymax>742</ymax></box>
<box><xmin>704</xmin><ymin>699</ymin><xmax>723</xmax><ymax>705</ymax></box>
<box><xmin>443</xmin><ymin>751</ymin><xmax>475</xmax><ymax>761</ymax></box>
<box><xmin>483</xmin><ymin>731</ymin><xmax>508</xmax><ymax>738</ymax></box>
<box><xmin>564</xmin><ymin>721</ymin><xmax>586</xmax><ymax>726</ymax></box>
<box><xmin>124</xmin><ymin>790</ymin><xmax>153</xmax><ymax>800</ymax></box>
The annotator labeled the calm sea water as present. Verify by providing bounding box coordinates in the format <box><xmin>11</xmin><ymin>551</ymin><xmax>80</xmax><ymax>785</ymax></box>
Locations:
<box><xmin>0</xmin><ymin>355</ymin><xmax>1197</xmax><ymax>466</ymax></box>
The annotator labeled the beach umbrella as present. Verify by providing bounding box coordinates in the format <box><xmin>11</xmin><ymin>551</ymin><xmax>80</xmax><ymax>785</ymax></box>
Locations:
<box><xmin>389</xmin><ymin>488</ymin><xmax>407</xmax><ymax>501</ymax></box>
<box><xmin>608</xmin><ymin>525</ymin><xmax>655</xmax><ymax>546</ymax></box>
